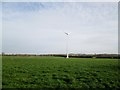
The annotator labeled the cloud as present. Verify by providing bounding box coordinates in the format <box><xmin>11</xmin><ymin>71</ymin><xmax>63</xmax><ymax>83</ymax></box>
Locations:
<box><xmin>2</xmin><ymin>2</ymin><xmax>118</xmax><ymax>54</ymax></box>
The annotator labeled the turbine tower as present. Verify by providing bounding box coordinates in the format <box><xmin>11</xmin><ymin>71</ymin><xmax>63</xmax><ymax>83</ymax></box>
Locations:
<box><xmin>65</xmin><ymin>32</ymin><xmax>69</xmax><ymax>58</ymax></box>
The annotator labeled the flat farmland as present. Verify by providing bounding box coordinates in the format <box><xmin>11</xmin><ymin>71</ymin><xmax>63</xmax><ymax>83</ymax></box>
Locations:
<box><xmin>2</xmin><ymin>56</ymin><xmax>120</xmax><ymax>89</ymax></box>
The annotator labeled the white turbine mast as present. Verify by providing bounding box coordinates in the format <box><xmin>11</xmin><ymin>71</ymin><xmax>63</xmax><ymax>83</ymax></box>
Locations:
<box><xmin>64</xmin><ymin>32</ymin><xmax>69</xmax><ymax>58</ymax></box>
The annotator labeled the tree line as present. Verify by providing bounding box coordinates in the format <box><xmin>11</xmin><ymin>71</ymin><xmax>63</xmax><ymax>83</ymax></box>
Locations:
<box><xmin>1</xmin><ymin>52</ymin><xmax>119</xmax><ymax>59</ymax></box>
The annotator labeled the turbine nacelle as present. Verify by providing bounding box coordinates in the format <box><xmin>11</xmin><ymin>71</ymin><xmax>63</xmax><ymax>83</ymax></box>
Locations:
<box><xmin>64</xmin><ymin>32</ymin><xmax>69</xmax><ymax>35</ymax></box>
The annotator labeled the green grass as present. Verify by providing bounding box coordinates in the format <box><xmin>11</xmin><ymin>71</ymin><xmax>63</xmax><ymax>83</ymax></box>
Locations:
<box><xmin>2</xmin><ymin>56</ymin><xmax>120</xmax><ymax>89</ymax></box>
<box><xmin>0</xmin><ymin>56</ymin><xmax>2</xmax><ymax>89</ymax></box>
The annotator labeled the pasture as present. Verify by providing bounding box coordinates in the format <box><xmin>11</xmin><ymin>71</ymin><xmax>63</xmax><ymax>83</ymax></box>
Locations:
<box><xmin>2</xmin><ymin>56</ymin><xmax>120</xmax><ymax>88</ymax></box>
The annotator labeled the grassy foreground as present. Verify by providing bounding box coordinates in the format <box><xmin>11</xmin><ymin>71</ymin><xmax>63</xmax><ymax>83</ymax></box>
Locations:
<box><xmin>2</xmin><ymin>56</ymin><xmax>120</xmax><ymax>89</ymax></box>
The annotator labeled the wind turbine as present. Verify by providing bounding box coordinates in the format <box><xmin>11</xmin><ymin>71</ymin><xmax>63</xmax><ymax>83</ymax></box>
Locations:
<box><xmin>64</xmin><ymin>32</ymin><xmax>69</xmax><ymax>58</ymax></box>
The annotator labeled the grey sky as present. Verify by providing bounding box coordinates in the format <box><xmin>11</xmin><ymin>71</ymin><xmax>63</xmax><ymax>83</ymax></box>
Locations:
<box><xmin>2</xmin><ymin>2</ymin><xmax>118</xmax><ymax>54</ymax></box>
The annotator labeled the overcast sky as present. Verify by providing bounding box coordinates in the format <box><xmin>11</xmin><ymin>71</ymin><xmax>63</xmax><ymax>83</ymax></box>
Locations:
<box><xmin>2</xmin><ymin>2</ymin><xmax>118</xmax><ymax>54</ymax></box>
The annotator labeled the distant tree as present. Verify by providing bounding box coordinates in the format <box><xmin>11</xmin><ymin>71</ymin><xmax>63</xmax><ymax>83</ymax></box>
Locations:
<box><xmin>2</xmin><ymin>52</ymin><xmax>5</xmax><ymax>55</ymax></box>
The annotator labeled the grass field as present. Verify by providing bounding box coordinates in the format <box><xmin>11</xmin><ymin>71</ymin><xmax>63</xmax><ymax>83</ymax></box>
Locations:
<box><xmin>2</xmin><ymin>56</ymin><xmax>120</xmax><ymax>89</ymax></box>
